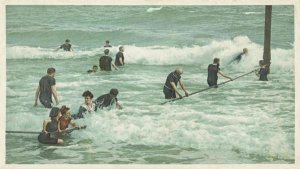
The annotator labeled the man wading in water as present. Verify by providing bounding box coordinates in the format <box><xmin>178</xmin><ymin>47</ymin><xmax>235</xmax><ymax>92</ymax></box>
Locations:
<box><xmin>207</xmin><ymin>58</ymin><xmax>233</xmax><ymax>87</ymax></box>
<box><xmin>34</xmin><ymin>68</ymin><xmax>59</xmax><ymax>108</ymax></box>
<box><xmin>99</xmin><ymin>49</ymin><xmax>118</xmax><ymax>71</ymax></box>
<box><xmin>163</xmin><ymin>68</ymin><xmax>189</xmax><ymax>99</ymax></box>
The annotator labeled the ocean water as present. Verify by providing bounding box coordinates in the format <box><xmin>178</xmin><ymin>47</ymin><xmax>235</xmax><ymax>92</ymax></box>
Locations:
<box><xmin>5</xmin><ymin>5</ymin><xmax>295</xmax><ymax>164</ymax></box>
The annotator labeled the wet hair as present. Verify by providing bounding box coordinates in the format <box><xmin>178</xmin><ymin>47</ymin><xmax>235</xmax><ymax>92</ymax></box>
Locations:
<box><xmin>47</xmin><ymin>67</ymin><xmax>56</xmax><ymax>74</ymax></box>
<box><xmin>259</xmin><ymin>60</ymin><xmax>264</xmax><ymax>66</ymax></box>
<box><xmin>213</xmin><ymin>58</ymin><xmax>220</xmax><ymax>64</ymax></box>
<box><xmin>82</xmin><ymin>90</ymin><xmax>93</xmax><ymax>98</ymax></box>
<box><xmin>60</xmin><ymin>105</ymin><xmax>70</xmax><ymax>116</ymax></box>
<box><xmin>109</xmin><ymin>88</ymin><xmax>119</xmax><ymax>96</ymax></box>
<box><xmin>119</xmin><ymin>46</ymin><xmax>124</xmax><ymax>51</ymax></box>
<box><xmin>243</xmin><ymin>48</ymin><xmax>248</xmax><ymax>53</ymax></box>
<box><xmin>106</xmin><ymin>40</ymin><xmax>109</xmax><ymax>43</ymax></box>
<box><xmin>104</xmin><ymin>49</ymin><xmax>109</xmax><ymax>55</ymax></box>
<box><xmin>65</xmin><ymin>39</ymin><xmax>70</xmax><ymax>42</ymax></box>
<box><xmin>93</xmin><ymin>65</ymin><xmax>98</xmax><ymax>69</ymax></box>
<box><xmin>49</xmin><ymin>107</ymin><xmax>60</xmax><ymax>117</ymax></box>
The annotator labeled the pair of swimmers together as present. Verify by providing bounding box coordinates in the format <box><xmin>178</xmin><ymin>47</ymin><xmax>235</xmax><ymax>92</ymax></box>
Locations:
<box><xmin>38</xmin><ymin>88</ymin><xmax>122</xmax><ymax>145</ymax></box>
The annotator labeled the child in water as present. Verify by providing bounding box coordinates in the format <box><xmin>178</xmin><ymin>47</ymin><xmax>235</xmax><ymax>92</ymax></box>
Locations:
<box><xmin>87</xmin><ymin>65</ymin><xmax>98</xmax><ymax>73</ymax></box>
<box><xmin>256</xmin><ymin>60</ymin><xmax>268</xmax><ymax>81</ymax></box>
<box><xmin>58</xmin><ymin>105</ymin><xmax>80</xmax><ymax>132</ymax></box>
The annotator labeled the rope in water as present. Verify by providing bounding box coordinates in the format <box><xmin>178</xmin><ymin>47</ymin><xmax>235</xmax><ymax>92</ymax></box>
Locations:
<box><xmin>6</xmin><ymin>125</ymin><xmax>87</xmax><ymax>134</ymax></box>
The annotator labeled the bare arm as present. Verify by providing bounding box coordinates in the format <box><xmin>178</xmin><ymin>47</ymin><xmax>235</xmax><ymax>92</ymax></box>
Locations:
<box><xmin>112</xmin><ymin>63</ymin><xmax>119</xmax><ymax>70</ymax></box>
<box><xmin>170</xmin><ymin>82</ymin><xmax>182</xmax><ymax>98</ymax></box>
<box><xmin>255</xmin><ymin>70</ymin><xmax>260</xmax><ymax>77</ymax></box>
<box><xmin>116</xmin><ymin>101</ymin><xmax>123</xmax><ymax>110</ymax></box>
<box><xmin>34</xmin><ymin>86</ymin><xmax>40</xmax><ymax>107</ymax></box>
<box><xmin>218</xmin><ymin>71</ymin><xmax>233</xmax><ymax>80</ymax></box>
<box><xmin>179</xmin><ymin>79</ymin><xmax>189</xmax><ymax>96</ymax></box>
<box><xmin>42</xmin><ymin>120</ymin><xmax>50</xmax><ymax>133</ymax></box>
<box><xmin>57</xmin><ymin>121</ymin><xmax>62</xmax><ymax>133</ymax></box>
<box><xmin>54</xmin><ymin>47</ymin><xmax>60</xmax><ymax>52</ymax></box>
<box><xmin>51</xmin><ymin>85</ymin><xmax>59</xmax><ymax>105</ymax></box>
<box><xmin>70</xmin><ymin>122</ymin><xmax>79</xmax><ymax>128</ymax></box>
<box><xmin>119</xmin><ymin>57</ymin><xmax>124</xmax><ymax>65</ymax></box>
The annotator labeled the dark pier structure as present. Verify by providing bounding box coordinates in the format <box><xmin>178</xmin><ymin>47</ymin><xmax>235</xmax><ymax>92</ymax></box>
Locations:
<box><xmin>263</xmin><ymin>5</ymin><xmax>272</xmax><ymax>73</ymax></box>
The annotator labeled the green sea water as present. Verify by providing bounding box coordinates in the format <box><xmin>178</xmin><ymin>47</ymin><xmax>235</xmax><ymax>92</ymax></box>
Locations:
<box><xmin>6</xmin><ymin>5</ymin><xmax>294</xmax><ymax>164</ymax></box>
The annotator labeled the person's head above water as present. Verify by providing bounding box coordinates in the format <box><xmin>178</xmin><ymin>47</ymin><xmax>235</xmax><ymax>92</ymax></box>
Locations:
<box><xmin>104</xmin><ymin>49</ymin><xmax>109</xmax><ymax>55</ymax></box>
<box><xmin>49</xmin><ymin>107</ymin><xmax>62</xmax><ymax>121</ymax></box>
<box><xmin>110</xmin><ymin>88</ymin><xmax>119</xmax><ymax>97</ymax></box>
<box><xmin>213</xmin><ymin>58</ymin><xmax>220</xmax><ymax>64</ymax></box>
<box><xmin>106</xmin><ymin>40</ymin><xmax>110</xmax><ymax>44</ymax></box>
<box><xmin>175</xmin><ymin>67</ymin><xmax>183</xmax><ymax>76</ymax></box>
<box><xmin>65</xmin><ymin>39</ymin><xmax>70</xmax><ymax>44</ymax></box>
<box><xmin>259</xmin><ymin>60</ymin><xmax>265</xmax><ymax>66</ymax></box>
<box><xmin>60</xmin><ymin>105</ymin><xmax>71</xmax><ymax>117</ymax></box>
<box><xmin>119</xmin><ymin>46</ymin><xmax>124</xmax><ymax>52</ymax></box>
<box><xmin>243</xmin><ymin>48</ymin><xmax>248</xmax><ymax>54</ymax></box>
<box><xmin>49</xmin><ymin>107</ymin><xmax>60</xmax><ymax>117</ymax></box>
<box><xmin>82</xmin><ymin>90</ymin><xmax>93</xmax><ymax>99</ymax></box>
<box><xmin>47</xmin><ymin>67</ymin><xmax>56</xmax><ymax>76</ymax></box>
<box><xmin>92</xmin><ymin>65</ymin><xmax>98</xmax><ymax>70</ymax></box>
<box><xmin>82</xmin><ymin>90</ymin><xmax>94</xmax><ymax>105</ymax></box>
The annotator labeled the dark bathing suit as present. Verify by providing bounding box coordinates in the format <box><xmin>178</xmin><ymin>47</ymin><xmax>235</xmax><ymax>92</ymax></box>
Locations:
<box><xmin>39</xmin><ymin>75</ymin><xmax>56</xmax><ymax>108</ymax></box>
<box><xmin>99</xmin><ymin>55</ymin><xmax>113</xmax><ymax>71</ymax></box>
<box><xmin>60</xmin><ymin>44</ymin><xmax>72</xmax><ymax>51</ymax></box>
<box><xmin>95</xmin><ymin>94</ymin><xmax>118</xmax><ymax>109</ymax></box>
<box><xmin>38</xmin><ymin>119</ymin><xmax>59</xmax><ymax>144</ymax></box>
<box><xmin>207</xmin><ymin>64</ymin><xmax>220</xmax><ymax>87</ymax></box>
<box><xmin>259</xmin><ymin>68</ymin><xmax>268</xmax><ymax>81</ymax></box>
<box><xmin>163</xmin><ymin>71</ymin><xmax>181</xmax><ymax>99</ymax></box>
<box><xmin>115</xmin><ymin>52</ymin><xmax>124</xmax><ymax>66</ymax></box>
<box><xmin>233</xmin><ymin>52</ymin><xmax>243</xmax><ymax>63</ymax></box>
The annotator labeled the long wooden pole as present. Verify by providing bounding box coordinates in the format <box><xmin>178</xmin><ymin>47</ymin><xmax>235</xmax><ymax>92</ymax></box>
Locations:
<box><xmin>263</xmin><ymin>5</ymin><xmax>272</xmax><ymax>73</ymax></box>
<box><xmin>160</xmin><ymin>69</ymin><xmax>258</xmax><ymax>105</ymax></box>
<box><xmin>6</xmin><ymin>125</ymin><xmax>87</xmax><ymax>134</ymax></box>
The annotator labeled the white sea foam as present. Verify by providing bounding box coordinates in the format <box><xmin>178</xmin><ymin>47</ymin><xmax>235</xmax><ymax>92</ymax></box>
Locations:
<box><xmin>146</xmin><ymin>7</ymin><xmax>163</xmax><ymax>13</ymax></box>
<box><xmin>7</xmin><ymin>36</ymin><xmax>294</xmax><ymax>73</ymax></box>
<box><xmin>124</xmin><ymin>36</ymin><xmax>293</xmax><ymax>72</ymax></box>
<box><xmin>243</xmin><ymin>12</ymin><xmax>263</xmax><ymax>15</ymax></box>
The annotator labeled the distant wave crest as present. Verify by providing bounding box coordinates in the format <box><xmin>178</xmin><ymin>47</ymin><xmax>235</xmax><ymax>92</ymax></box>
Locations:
<box><xmin>7</xmin><ymin>36</ymin><xmax>294</xmax><ymax>72</ymax></box>
<box><xmin>243</xmin><ymin>12</ymin><xmax>263</xmax><ymax>15</ymax></box>
<box><xmin>146</xmin><ymin>7</ymin><xmax>163</xmax><ymax>13</ymax></box>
